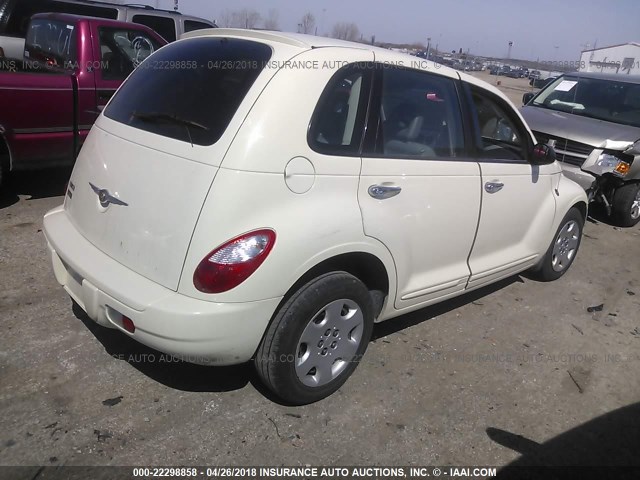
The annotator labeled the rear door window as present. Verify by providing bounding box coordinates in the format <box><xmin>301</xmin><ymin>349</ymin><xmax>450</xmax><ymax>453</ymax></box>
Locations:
<box><xmin>131</xmin><ymin>14</ymin><xmax>176</xmax><ymax>42</ymax></box>
<box><xmin>375</xmin><ymin>67</ymin><xmax>465</xmax><ymax>159</ymax></box>
<box><xmin>184</xmin><ymin>20</ymin><xmax>213</xmax><ymax>33</ymax></box>
<box><xmin>104</xmin><ymin>37</ymin><xmax>272</xmax><ymax>146</ymax></box>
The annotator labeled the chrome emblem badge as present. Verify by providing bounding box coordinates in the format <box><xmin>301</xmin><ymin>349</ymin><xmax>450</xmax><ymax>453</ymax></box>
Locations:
<box><xmin>89</xmin><ymin>182</ymin><xmax>129</xmax><ymax>208</ymax></box>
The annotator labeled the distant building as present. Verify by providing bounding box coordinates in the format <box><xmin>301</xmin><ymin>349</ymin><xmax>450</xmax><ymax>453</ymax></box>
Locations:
<box><xmin>579</xmin><ymin>42</ymin><xmax>640</xmax><ymax>75</ymax></box>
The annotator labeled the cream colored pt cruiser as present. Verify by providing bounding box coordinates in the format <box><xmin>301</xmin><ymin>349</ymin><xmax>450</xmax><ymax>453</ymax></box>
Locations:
<box><xmin>43</xmin><ymin>29</ymin><xmax>588</xmax><ymax>404</ymax></box>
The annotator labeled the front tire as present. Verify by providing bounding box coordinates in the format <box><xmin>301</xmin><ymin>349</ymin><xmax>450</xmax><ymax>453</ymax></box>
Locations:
<box><xmin>611</xmin><ymin>183</ymin><xmax>640</xmax><ymax>227</ymax></box>
<box><xmin>530</xmin><ymin>207</ymin><xmax>583</xmax><ymax>281</ymax></box>
<box><xmin>254</xmin><ymin>272</ymin><xmax>374</xmax><ymax>405</ymax></box>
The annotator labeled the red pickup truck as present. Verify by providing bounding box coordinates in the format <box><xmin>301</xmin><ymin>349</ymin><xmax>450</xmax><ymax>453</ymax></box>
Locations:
<box><xmin>0</xmin><ymin>13</ymin><xmax>166</xmax><ymax>189</ymax></box>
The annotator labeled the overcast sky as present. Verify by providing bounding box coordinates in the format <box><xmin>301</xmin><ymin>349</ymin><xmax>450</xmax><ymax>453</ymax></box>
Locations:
<box><xmin>147</xmin><ymin>0</ymin><xmax>638</xmax><ymax>60</ymax></box>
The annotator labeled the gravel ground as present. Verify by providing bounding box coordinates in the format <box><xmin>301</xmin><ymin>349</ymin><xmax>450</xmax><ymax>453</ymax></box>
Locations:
<box><xmin>1</xmin><ymin>113</ymin><xmax>639</xmax><ymax>471</ymax></box>
<box><xmin>468</xmin><ymin>70</ymin><xmax>539</xmax><ymax>106</ymax></box>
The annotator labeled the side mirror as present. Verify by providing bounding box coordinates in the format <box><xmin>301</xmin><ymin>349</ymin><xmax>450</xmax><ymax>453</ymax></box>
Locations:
<box><xmin>531</xmin><ymin>143</ymin><xmax>556</xmax><ymax>165</ymax></box>
<box><xmin>522</xmin><ymin>92</ymin><xmax>535</xmax><ymax>105</ymax></box>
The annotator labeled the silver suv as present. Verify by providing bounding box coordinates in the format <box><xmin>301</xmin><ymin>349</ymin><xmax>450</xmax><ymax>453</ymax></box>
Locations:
<box><xmin>522</xmin><ymin>73</ymin><xmax>640</xmax><ymax>226</ymax></box>
<box><xmin>0</xmin><ymin>0</ymin><xmax>215</xmax><ymax>45</ymax></box>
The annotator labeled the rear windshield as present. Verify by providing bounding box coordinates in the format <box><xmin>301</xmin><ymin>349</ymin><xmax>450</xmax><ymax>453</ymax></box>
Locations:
<box><xmin>104</xmin><ymin>37</ymin><xmax>272</xmax><ymax>146</ymax></box>
<box><xmin>24</xmin><ymin>18</ymin><xmax>78</xmax><ymax>67</ymax></box>
<box><xmin>4</xmin><ymin>0</ymin><xmax>118</xmax><ymax>37</ymax></box>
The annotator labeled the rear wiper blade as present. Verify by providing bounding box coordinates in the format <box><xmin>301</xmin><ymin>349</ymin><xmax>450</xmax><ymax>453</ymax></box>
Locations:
<box><xmin>131</xmin><ymin>111</ymin><xmax>209</xmax><ymax>131</ymax></box>
<box><xmin>132</xmin><ymin>111</ymin><xmax>209</xmax><ymax>147</ymax></box>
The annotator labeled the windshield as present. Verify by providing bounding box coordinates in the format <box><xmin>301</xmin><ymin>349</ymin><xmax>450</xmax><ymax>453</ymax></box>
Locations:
<box><xmin>532</xmin><ymin>76</ymin><xmax>640</xmax><ymax>128</ymax></box>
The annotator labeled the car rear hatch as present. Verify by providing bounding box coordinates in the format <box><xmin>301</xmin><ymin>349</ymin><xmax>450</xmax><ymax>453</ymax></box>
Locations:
<box><xmin>63</xmin><ymin>35</ymin><xmax>279</xmax><ymax>291</ymax></box>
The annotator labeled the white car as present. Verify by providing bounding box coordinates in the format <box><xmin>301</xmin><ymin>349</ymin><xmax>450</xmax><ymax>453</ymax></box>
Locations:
<box><xmin>43</xmin><ymin>29</ymin><xmax>588</xmax><ymax>404</ymax></box>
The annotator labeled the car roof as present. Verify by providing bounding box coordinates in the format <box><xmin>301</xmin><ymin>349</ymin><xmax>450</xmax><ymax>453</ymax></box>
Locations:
<box><xmin>39</xmin><ymin>0</ymin><xmax>215</xmax><ymax>25</ymax></box>
<box><xmin>179</xmin><ymin>28</ymin><xmax>518</xmax><ymax>110</ymax></box>
<box><xmin>57</xmin><ymin>0</ymin><xmax>182</xmax><ymax>16</ymax></box>
<box><xmin>31</xmin><ymin>12</ymin><xmax>155</xmax><ymax>30</ymax></box>
<box><xmin>181</xmin><ymin>28</ymin><xmax>463</xmax><ymax>78</ymax></box>
<box><xmin>561</xmin><ymin>71</ymin><xmax>640</xmax><ymax>84</ymax></box>
<box><xmin>183</xmin><ymin>28</ymin><xmax>397</xmax><ymax>51</ymax></box>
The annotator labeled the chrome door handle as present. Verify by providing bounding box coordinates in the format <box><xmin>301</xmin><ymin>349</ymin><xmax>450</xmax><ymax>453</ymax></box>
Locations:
<box><xmin>368</xmin><ymin>184</ymin><xmax>402</xmax><ymax>199</ymax></box>
<box><xmin>484</xmin><ymin>182</ymin><xmax>504</xmax><ymax>194</ymax></box>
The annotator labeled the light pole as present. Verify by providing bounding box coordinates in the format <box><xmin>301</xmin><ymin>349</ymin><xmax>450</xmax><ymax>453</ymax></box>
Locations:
<box><xmin>426</xmin><ymin>37</ymin><xmax>431</xmax><ymax>59</ymax></box>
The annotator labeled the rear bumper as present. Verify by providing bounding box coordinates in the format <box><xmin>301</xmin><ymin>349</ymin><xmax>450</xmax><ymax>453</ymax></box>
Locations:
<box><xmin>43</xmin><ymin>206</ymin><xmax>281</xmax><ymax>365</ymax></box>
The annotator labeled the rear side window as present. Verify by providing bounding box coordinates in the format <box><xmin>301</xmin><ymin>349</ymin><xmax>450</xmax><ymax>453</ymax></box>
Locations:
<box><xmin>184</xmin><ymin>20</ymin><xmax>213</xmax><ymax>33</ymax></box>
<box><xmin>308</xmin><ymin>64</ymin><xmax>372</xmax><ymax>156</ymax></box>
<box><xmin>5</xmin><ymin>0</ymin><xmax>118</xmax><ymax>37</ymax></box>
<box><xmin>132</xmin><ymin>14</ymin><xmax>176</xmax><ymax>42</ymax></box>
<box><xmin>104</xmin><ymin>37</ymin><xmax>272</xmax><ymax>146</ymax></box>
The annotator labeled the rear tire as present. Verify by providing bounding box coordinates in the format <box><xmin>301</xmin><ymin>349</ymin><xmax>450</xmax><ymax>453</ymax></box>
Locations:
<box><xmin>611</xmin><ymin>183</ymin><xmax>640</xmax><ymax>227</ymax></box>
<box><xmin>529</xmin><ymin>207</ymin><xmax>583</xmax><ymax>282</ymax></box>
<box><xmin>254</xmin><ymin>272</ymin><xmax>373</xmax><ymax>405</ymax></box>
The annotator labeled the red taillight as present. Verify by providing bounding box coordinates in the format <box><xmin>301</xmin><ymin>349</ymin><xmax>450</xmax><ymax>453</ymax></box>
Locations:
<box><xmin>122</xmin><ymin>316</ymin><xmax>135</xmax><ymax>333</ymax></box>
<box><xmin>193</xmin><ymin>229</ymin><xmax>276</xmax><ymax>294</ymax></box>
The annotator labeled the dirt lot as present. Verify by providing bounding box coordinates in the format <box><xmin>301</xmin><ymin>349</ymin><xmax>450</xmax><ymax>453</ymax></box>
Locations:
<box><xmin>468</xmin><ymin>70</ymin><xmax>540</xmax><ymax>106</ymax></box>
<box><xmin>1</xmin><ymin>77</ymin><xmax>639</xmax><ymax>471</ymax></box>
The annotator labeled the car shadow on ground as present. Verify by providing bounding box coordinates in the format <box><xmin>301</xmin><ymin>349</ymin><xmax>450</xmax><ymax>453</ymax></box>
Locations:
<box><xmin>0</xmin><ymin>167</ymin><xmax>72</xmax><ymax>209</ymax></box>
<box><xmin>72</xmin><ymin>302</ymin><xmax>252</xmax><ymax>394</ymax></box>
<box><xmin>490</xmin><ymin>401</ymin><xmax>640</xmax><ymax>479</ymax></box>
<box><xmin>72</xmin><ymin>276</ymin><xmax>525</xmax><ymax>402</ymax></box>
<box><xmin>372</xmin><ymin>275</ymin><xmax>523</xmax><ymax>341</ymax></box>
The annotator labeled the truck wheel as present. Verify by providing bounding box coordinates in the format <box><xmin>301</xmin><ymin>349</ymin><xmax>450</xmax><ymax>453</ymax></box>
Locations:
<box><xmin>529</xmin><ymin>207</ymin><xmax>583</xmax><ymax>282</ymax></box>
<box><xmin>254</xmin><ymin>272</ymin><xmax>373</xmax><ymax>405</ymax></box>
<box><xmin>611</xmin><ymin>183</ymin><xmax>640</xmax><ymax>227</ymax></box>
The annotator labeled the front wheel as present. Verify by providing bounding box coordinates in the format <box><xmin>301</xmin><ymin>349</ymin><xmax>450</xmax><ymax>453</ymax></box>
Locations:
<box><xmin>254</xmin><ymin>272</ymin><xmax>374</xmax><ymax>405</ymax></box>
<box><xmin>529</xmin><ymin>207</ymin><xmax>584</xmax><ymax>282</ymax></box>
<box><xmin>611</xmin><ymin>183</ymin><xmax>640</xmax><ymax>227</ymax></box>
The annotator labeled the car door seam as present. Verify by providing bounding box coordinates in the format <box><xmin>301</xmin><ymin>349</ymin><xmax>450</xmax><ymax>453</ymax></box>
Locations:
<box><xmin>464</xmin><ymin>161</ymin><xmax>484</xmax><ymax>290</ymax></box>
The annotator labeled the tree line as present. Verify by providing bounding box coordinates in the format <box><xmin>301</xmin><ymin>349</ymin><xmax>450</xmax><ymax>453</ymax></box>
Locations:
<box><xmin>216</xmin><ymin>9</ymin><xmax>361</xmax><ymax>42</ymax></box>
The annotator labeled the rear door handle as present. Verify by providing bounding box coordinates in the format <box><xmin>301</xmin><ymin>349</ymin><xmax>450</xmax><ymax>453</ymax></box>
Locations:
<box><xmin>484</xmin><ymin>182</ymin><xmax>504</xmax><ymax>194</ymax></box>
<box><xmin>368</xmin><ymin>184</ymin><xmax>402</xmax><ymax>199</ymax></box>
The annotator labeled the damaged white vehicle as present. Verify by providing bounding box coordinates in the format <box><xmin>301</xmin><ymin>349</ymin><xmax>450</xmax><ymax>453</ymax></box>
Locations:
<box><xmin>522</xmin><ymin>72</ymin><xmax>640</xmax><ymax>227</ymax></box>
